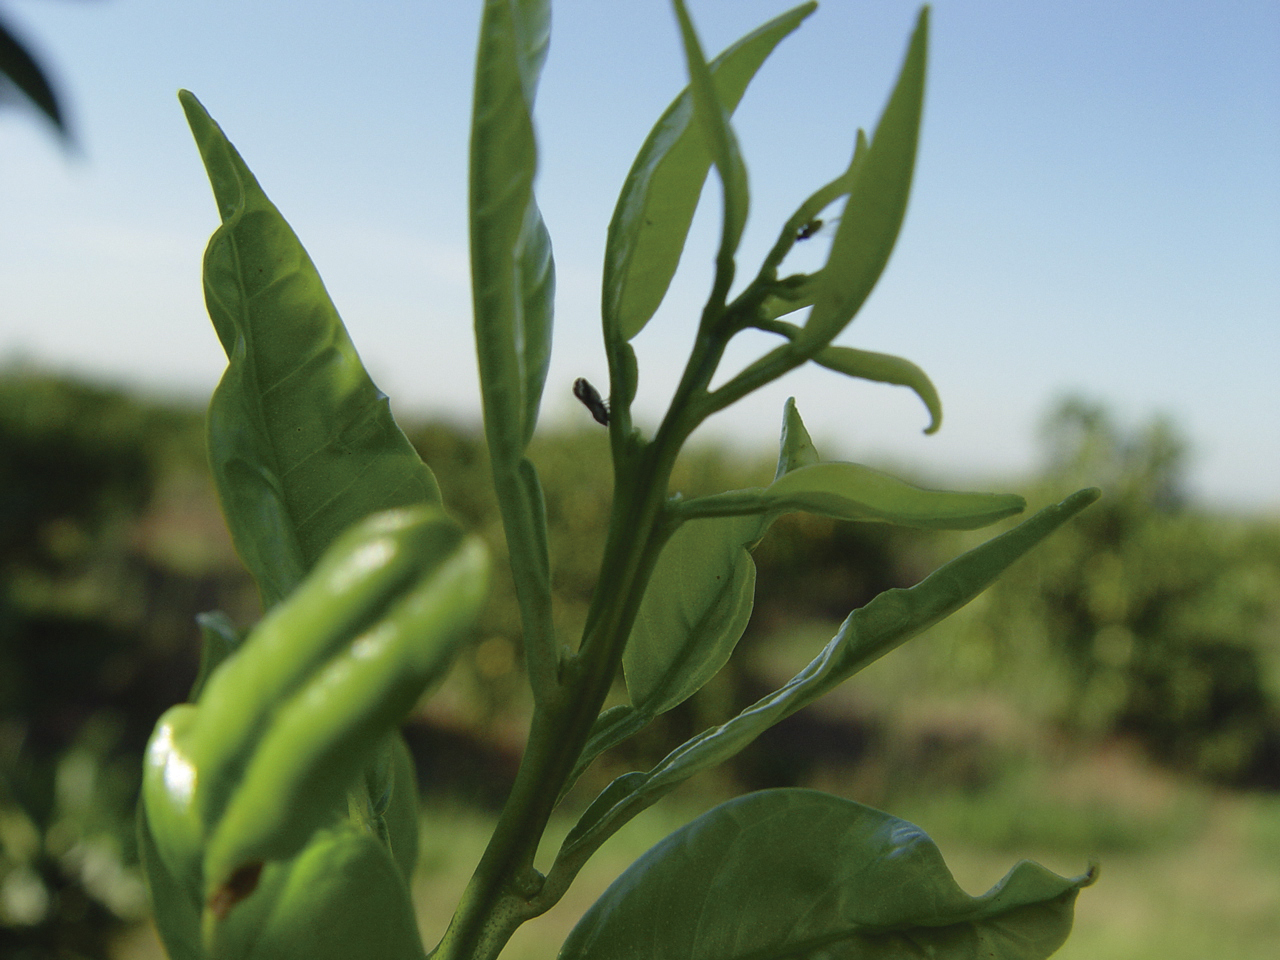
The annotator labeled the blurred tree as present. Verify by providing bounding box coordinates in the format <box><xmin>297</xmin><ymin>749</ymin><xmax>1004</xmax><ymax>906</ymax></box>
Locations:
<box><xmin>955</xmin><ymin>397</ymin><xmax>1280</xmax><ymax>784</ymax></box>
<box><xmin>0</xmin><ymin>370</ymin><xmax>247</xmax><ymax>955</ymax></box>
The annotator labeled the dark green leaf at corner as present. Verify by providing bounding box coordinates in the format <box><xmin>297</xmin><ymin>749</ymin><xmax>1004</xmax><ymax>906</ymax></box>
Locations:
<box><xmin>560</xmin><ymin>789</ymin><xmax>1095</xmax><ymax>960</ymax></box>
<box><xmin>0</xmin><ymin>15</ymin><xmax>67</xmax><ymax>137</ymax></box>
<box><xmin>179</xmin><ymin>91</ymin><xmax>441</xmax><ymax>608</ymax></box>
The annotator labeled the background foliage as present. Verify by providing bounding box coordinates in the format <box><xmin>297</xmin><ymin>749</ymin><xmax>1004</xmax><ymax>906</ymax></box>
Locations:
<box><xmin>2</xmin><ymin>368</ymin><xmax>1278</xmax><ymax>957</ymax></box>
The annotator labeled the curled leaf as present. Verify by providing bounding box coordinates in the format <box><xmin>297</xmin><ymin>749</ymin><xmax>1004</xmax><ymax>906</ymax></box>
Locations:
<box><xmin>815</xmin><ymin>344</ymin><xmax>942</xmax><ymax>434</ymax></box>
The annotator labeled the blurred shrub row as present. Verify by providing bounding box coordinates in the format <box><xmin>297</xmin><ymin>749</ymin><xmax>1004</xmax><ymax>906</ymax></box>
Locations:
<box><xmin>932</xmin><ymin>399</ymin><xmax>1280</xmax><ymax>784</ymax></box>
<box><xmin>2</xmin><ymin>369</ymin><xmax>1277</xmax><ymax>954</ymax></box>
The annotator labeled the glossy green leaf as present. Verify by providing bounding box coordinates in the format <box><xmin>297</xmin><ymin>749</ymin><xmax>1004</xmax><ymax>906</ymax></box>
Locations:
<box><xmin>179</xmin><ymin>91</ymin><xmax>440</xmax><ymax>608</ymax></box>
<box><xmin>209</xmin><ymin>825</ymin><xmax>425</xmax><ymax>960</ymax></box>
<box><xmin>202</xmin><ymin>516</ymin><xmax>488</xmax><ymax>892</ymax></box>
<box><xmin>799</xmin><ymin>8</ymin><xmax>928</xmax><ymax>350</ymax></box>
<box><xmin>470</xmin><ymin>0</ymin><xmax>555</xmax><ymax>458</ymax></box>
<box><xmin>561</xmin><ymin>789</ymin><xmax>1094</xmax><ymax>960</ymax></box>
<box><xmin>604</xmin><ymin>3</ymin><xmax>815</xmax><ymax>341</ymax></box>
<box><xmin>137</xmin><ymin>795</ymin><xmax>203</xmax><ymax>960</ymax></box>
<box><xmin>622</xmin><ymin>400</ymin><xmax>819</xmax><ymax>718</ymax></box>
<box><xmin>141</xmin><ymin>510</ymin><xmax>474</xmax><ymax>956</ymax></box>
<box><xmin>141</xmin><ymin>706</ymin><xmax>204</xmax><ymax>906</ymax></box>
<box><xmin>188</xmin><ymin>508</ymin><xmax>473</xmax><ymax>817</ymax></box>
<box><xmin>557</xmin><ymin>489</ymin><xmax>1100</xmax><ymax>866</ymax></box>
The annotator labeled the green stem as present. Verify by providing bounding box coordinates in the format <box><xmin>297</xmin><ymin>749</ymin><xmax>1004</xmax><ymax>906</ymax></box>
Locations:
<box><xmin>433</xmin><ymin>318</ymin><xmax>732</xmax><ymax>960</ymax></box>
<box><xmin>431</xmin><ymin>447</ymin><xmax>675</xmax><ymax>960</ymax></box>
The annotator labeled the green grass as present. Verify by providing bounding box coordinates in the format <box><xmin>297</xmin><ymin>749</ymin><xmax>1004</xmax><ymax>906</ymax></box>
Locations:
<box><xmin>410</xmin><ymin>786</ymin><xmax>1280</xmax><ymax>960</ymax></box>
<box><xmin>109</xmin><ymin>767</ymin><xmax>1280</xmax><ymax>960</ymax></box>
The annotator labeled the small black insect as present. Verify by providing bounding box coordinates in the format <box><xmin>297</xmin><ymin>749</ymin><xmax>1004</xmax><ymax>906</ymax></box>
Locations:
<box><xmin>573</xmin><ymin>377</ymin><xmax>610</xmax><ymax>426</ymax></box>
<box><xmin>795</xmin><ymin>217</ymin><xmax>823</xmax><ymax>241</ymax></box>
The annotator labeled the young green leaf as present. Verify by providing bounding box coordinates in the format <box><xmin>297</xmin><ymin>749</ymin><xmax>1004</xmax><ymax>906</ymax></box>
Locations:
<box><xmin>201</xmin><ymin>513</ymin><xmax>488</xmax><ymax>894</ymax></box>
<box><xmin>603</xmin><ymin>3</ymin><xmax>816</xmax><ymax>342</ymax></box>
<box><xmin>775</xmin><ymin>396</ymin><xmax>819</xmax><ymax>476</ymax></box>
<box><xmin>754</xmin><ymin>135</ymin><xmax>865</xmax><ymax>288</ymax></box>
<box><xmin>680</xmin><ymin>462</ymin><xmax>1025</xmax><ymax>531</ymax></box>
<box><xmin>767</xmin><ymin>462</ymin><xmax>1021</xmax><ymax>528</ymax></box>
<box><xmin>471</xmin><ymin>0</ymin><xmax>555</xmax><ymax>458</ymax></box>
<box><xmin>560</xmin><ymin>789</ymin><xmax>1094</xmax><ymax>960</ymax></box>
<box><xmin>136</xmin><ymin>786</ymin><xmax>204</xmax><ymax>960</ymax></box>
<box><xmin>191</xmin><ymin>611</ymin><xmax>242</xmax><ymax>701</ymax></box>
<box><xmin>622</xmin><ymin>400</ymin><xmax>820</xmax><ymax>720</ymax></box>
<box><xmin>814</xmin><ymin>343</ymin><xmax>942</xmax><ymax>434</ymax></box>
<box><xmin>623</xmin><ymin>513</ymin><xmax>762</xmax><ymax>716</ymax></box>
<box><xmin>669</xmin><ymin>0</ymin><xmax>750</xmax><ymax>315</ymax></box>
<box><xmin>360</xmin><ymin>734</ymin><xmax>420</xmax><ymax>884</ymax></box>
<box><xmin>469</xmin><ymin>0</ymin><xmax>558</xmax><ymax>695</ymax></box>
<box><xmin>554</xmin><ymin>489</ymin><xmax>1100</xmax><ymax>872</ymax></box>
<box><xmin>189</xmin><ymin>508</ymin><xmax>476</xmax><ymax>815</ymax></box>
<box><xmin>750</xmin><ymin>314</ymin><xmax>941</xmax><ymax>433</ymax></box>
<box><xmin>798</xmin><ymin>7</ymin><xmax>928</xmax><ymax>351</ymax></box>
<box><xmin>179</xmin><ymin>91</ymin><xmax>441</xmax><ymax>608</ymax></box>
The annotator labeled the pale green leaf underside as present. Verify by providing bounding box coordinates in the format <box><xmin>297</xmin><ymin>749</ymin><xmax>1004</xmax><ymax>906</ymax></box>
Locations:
<box><xmin>683</xmin><ymin>462</ymin><xmax>1025</xmax><ymax>531</ymax></box>
<box><xmin>814</xmin><ymin>344</ymin><xmax>942</xmax><ymax>434</ymax></box>
<box><xmin>561</xmin><ymin>789</ymin><xmax>1094</xmax><ymax>960</ymax></box>
<box><xmin>468</xmin><ymin>0</ymin><xmax>558</xmax><ymax>694</ymax></box>
<box><xmin>470</xmin><ymin>0</ymin><xmax>555</xmax><ymax>461</ymax></box>
<box><xmin>181</xmin><ymin>91</ymin><xmax>440</xmax><ymax>608</ymax></box>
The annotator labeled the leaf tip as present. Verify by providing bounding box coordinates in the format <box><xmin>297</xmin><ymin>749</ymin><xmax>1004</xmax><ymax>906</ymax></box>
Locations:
<box><xmin>1068</xmin><ymin>487</ymin><xmax>1103</xmax><ymax>511</ymax></box>
<box><xmin>177</xmin><ymin>88</ymin><xmax>205</xmax><ymax>124</ymax></box>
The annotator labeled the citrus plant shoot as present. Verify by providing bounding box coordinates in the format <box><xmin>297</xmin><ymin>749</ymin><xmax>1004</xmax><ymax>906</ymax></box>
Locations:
<box><xmin>138</xmin><ymin>2</ymin><xmax>1098</xmax><ymax>958</ymax></box>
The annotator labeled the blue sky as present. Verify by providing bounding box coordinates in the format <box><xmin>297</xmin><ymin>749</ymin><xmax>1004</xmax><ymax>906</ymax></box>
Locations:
<box><xmin>2</xmin><ymin>0</ymin><xmax>1277</xmax><ymax>511</ymax></box>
